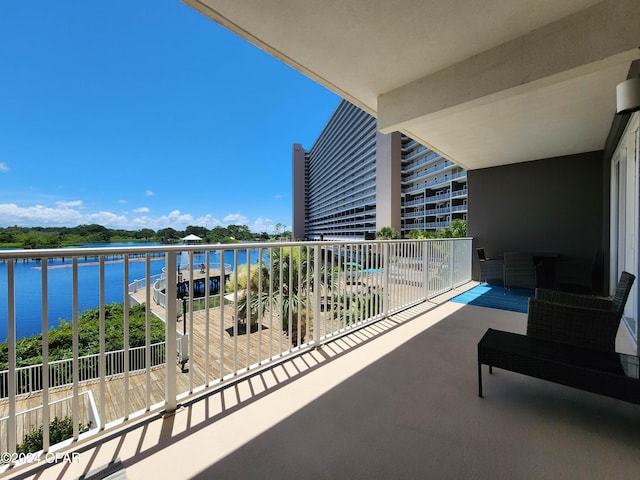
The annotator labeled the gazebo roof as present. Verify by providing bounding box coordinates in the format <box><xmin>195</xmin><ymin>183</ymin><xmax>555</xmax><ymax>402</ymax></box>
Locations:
<box><xmin>182</xmin><ymin>234</ymin><xmax>203</xmax><ymax>242</ymax></box>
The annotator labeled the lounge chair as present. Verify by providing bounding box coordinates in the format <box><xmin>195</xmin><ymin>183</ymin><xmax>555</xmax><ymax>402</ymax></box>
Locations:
<box><xmin>527</xmin><ymin>271</ymin><xmax>635</xmax><ymax>351</ymax></box>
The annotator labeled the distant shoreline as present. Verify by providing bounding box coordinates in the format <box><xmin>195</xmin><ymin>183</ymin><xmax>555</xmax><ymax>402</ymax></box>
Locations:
<box><xmin>31</xmin><ymin>256</ymin><xmax>166</xmax><ymax>270</ymax></box>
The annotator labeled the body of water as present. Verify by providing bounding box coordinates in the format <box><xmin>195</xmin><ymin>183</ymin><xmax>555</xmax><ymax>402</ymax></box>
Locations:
<box><xmin>0</xmin><ymin>244</ymin><xmax>257</xmax><ymax>342</ymax></box>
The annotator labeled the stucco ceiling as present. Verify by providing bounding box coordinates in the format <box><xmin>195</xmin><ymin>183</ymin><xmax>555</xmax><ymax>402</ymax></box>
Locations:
<box><xmin>182</xmin><ymin>0</ymin><xmax>640</xmax><ymax>170</ymax></box>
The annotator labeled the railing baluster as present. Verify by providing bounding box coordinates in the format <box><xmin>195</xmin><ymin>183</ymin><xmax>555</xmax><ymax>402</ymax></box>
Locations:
<box><xmin>297</xmin><ymin>246</ymin><xmax>302</xmax><ymax>347</ymax></box>
<box><xmin>41</xmin><ymin>258</ymin><xmax>50</xmax><ymax>452</ymax></box>
<box><xmin>233</xmin><ymin>250</ymin><xmax>239</xmax><ymax>374</ymax></box>
<box><xmin>72</xmin><ymin>257</ymin><xmax>79</xmax><ymax>441</ymax></box>
<box><xmin>123</xmin><ymin>254</ymin><xmax>130</xmax><ymax>419</ymax></box>
<box><xmin>165</xmin><ymin>251</ymin><xmax>177</xmax><ymax>414</ymax></box>
<box><xmin>268</xmin><ymin>246</ymin><xmax>274</xmax><ymax>361</ymax></box>
<box><xmin>204</xmin><ymin>253</ymin><xmax>210</xmax><ymax>386</ymax></box>
<box><xmin>7</xmin><ymin>259</ymin><xmax>16</xmax><ymax>458</ymax></box>
<box><xmin>331</xmin><ymin>244</ymin><xmax>337</xmax><ymax>333</ymax></box>
<box><xmin>278</xmin><ymin>246</ymin><xmax>283</xmax><ymax>355</ymax></box>
<box><xmin>288</xmin><ymin>246</ymin><xmax>293</xmax><ymax>347</ymax></box>
<box><xmin>383</xmin><ymin>243</ymin><xmax>390</xmax><ymax>316</ymax></box>
<box><xmin>99</xmin><ymin>256</ymin><xmax>106</xmax><ymax>428</ymax></box>
<box><xmin>400</xmin><ymin>242</ymin><xmax>406</xmax><ymax>309</ymax></box>
<box><xmin>313</xmin><ymin>245</ymin><xmax>321</xmax><ymax>345</ymax></box>
<box><xmin>257</xmin><ymin>247</ymin><xmax>263</xmax><ymax>364</ymax></box>
<box><xmin>188</xmin><ymin>250</ymin><xmax>194</xmax><ymax>393</ymax></box>
<box><xmin>219</xmin><ymin>250</ymin><xmax>225</xmax><ymax>381</ymax></box>
<box><xmin>423</xmin><ymin>241</ymin><xmax>430</xmax><ymax>299</ymax></box>
<box><xmin>145</xmin><ymin>254</ymin><xmax>151</xmax><ymax>411</ymax></box>
<box><xmin>246</xmin><ymin>248</ymin><xmax>251</xmax><ymax>368</ymax></box>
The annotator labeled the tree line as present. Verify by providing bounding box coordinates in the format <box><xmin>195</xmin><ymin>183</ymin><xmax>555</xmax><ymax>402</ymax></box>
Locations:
<box><xmin>0</xmin><ymin>223</ymin><xmax>293</xmax><ymax>249</ymax></box>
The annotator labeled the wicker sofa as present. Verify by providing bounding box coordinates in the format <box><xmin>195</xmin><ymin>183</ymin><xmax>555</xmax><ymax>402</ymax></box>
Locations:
<box><xmin>526</xmin><ymin>271</ymin><xmax>635</xmax><ymax>351</ymax></box>
<box><xmin>477</xmin><ymin>271</ymin><xmax>638</xmax><ymax>402</ymax></box>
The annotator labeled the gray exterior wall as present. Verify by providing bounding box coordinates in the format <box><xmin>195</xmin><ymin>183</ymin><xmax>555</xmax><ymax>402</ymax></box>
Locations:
<box><xmin>468</xmin><ymin>151</ymin><xmax>609</xmax><ymax>286</ymax></box>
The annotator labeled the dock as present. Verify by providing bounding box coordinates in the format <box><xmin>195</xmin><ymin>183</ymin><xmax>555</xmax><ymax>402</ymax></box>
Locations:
<box><xmin>1</xmin><ymin>282</ymin><xmax>287</xmax><ymax>440</ymax></box>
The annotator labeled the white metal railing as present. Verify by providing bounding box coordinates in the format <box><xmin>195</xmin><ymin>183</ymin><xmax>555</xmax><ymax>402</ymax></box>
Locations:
<box><xmin>426</xmin><ymin>221</ymin><xmax>451</xmax><ymax>229</ymax></box>
<box><xmin>128</xmin><ymin>273</ymin><xmax>163</xmax><ymax>294</ymax></box>
<box><xmin>451</xmin><ymin>187</ymin><xmax>468</xmax><ymax>197</ymax></box>
<box><xmin>0</xmin><ymin>342</ymin><xmax>166</xmax><ymax>399</ymax></box>
<box><xmin>0</xmin><ymin>391</ymin><xmax>100</xmax><ymax>454</ymax></box>
<box><xmin>0</xmin><ymin>239</ymin><xmax>471</xmax><ymax>466</ymax></box>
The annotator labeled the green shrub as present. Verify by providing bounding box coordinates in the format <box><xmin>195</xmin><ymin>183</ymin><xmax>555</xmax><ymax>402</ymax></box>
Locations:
<box><xmin>0</xmin><ymin>303</ymin><xmax>165</xmax><ymax>370</ymax></box>
<box><xmin>15</xmin><ymin>416</ymin><xmax>91</xmax><ymax>455</ymax></box>
<box><xmin>376</xmin><ymin>227</ymin><xmax>400</xmax><ymax>240</ymax></box>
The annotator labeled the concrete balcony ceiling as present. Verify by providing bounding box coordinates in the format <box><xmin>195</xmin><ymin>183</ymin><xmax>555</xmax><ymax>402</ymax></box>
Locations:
<box><xmin>182</xmin><ymin>0</ymin><xmax>640</xmax><ymax>170</ymax></box>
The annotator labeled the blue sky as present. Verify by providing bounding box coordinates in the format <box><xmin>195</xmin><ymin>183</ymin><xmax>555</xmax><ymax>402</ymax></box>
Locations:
<box><xmin>0</xmin><ymin>1</ymin><xmax>339</xmax><ymax>233</ymax></box>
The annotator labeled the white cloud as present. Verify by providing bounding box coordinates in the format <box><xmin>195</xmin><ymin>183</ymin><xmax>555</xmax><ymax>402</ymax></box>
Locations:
<box><xmin>0</xmin><ymin>202</ymin><xmax>278</xmax><ymax>234</ymax></box>
<box><xmin>0</xmin><ymin>163</ymin><xmax>9</xmax><ymax>173</ymax></box>
<box><xmin>250</xmin><ymin>216</ymin><xmax>274</xmax><ymax>233</ymax></box>
<box><xmin>118</xmin><ymin>199</ymin><xmax>127</xmax><ymax>204</ymax></box>
<box><xmin>0</xmin><ymin>202</ymin><xmax>141</xmax><ymax>229</ymax></box>
<box><xmin>133</xmin><ymin>207</ymin><xmax>150</xmax><ymax>213</ymax></box>
<box><xmin>274</xmin><ymin>194</ymin><xmax>282</xmax><ymax>199</ymax></box>
<box><xmin>125</xmin><ymin>210</ymin><xmax>222</xmax><ymax>231</ymax></box>
<box><xmin>223</xmin><ymin>213</ymin><xmax>248</xmax><ymax>224</ymax></box>
<box><xmin>0</xmin><ymin>203</ymin><xmax>86</xmax><ymax>225</ymax></box>
<box><xmin>86</xmin><ymin>211</ymin><xmax>130</xmax><ymax>226</ymax></box>
<box><xmin>56</xmin><ymin>200</ymin><xmax>83</xmax><ymax>208</ymax></box>
<box><xmin>145</xmin><ymin>190</ymin><xmax>154</xmax><ymax>197</ymax></box>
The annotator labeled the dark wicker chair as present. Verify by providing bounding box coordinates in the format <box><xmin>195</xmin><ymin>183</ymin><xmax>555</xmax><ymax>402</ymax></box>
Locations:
<box><xmin>527</xmin><ymin>271</ymin><xmax>635</xmax><ymax>351</ymax></box>
<box><xmin>503</xmin><ymin>252</ymin><xmax>537</xmax><ymax>291</ymax></box>
<box><xmin>476</xmin><ymin>248</ymin><xmax>503</xmax><ymax>285</ymax></box>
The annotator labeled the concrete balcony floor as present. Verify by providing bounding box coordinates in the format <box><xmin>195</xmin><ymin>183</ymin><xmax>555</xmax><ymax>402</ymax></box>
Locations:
<box><xmin>13</xmin><ymin>283</ymin><xmax>640</xmax><ymax>480</ymax></box>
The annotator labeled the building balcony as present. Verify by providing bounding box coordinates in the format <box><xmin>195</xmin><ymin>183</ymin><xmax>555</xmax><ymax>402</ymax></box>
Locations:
<box><xmin>402</xmin><ymin>148</ymin><xmax>441</xmax><ymax>166</ymax></box>
<box><xmin>1</xmin><ymin>239</ymin><xmax>475</xmax><ymax>477</ymax></box>
<box><xmin>451</xmin><ymin>187</ymin><xmax>468</xmax><ymax>198</ymax></box>
<box><xmin>424</xmin><ymin>191</ymin><xmax>451</xmax><ymax>203</ymax></box>
<box><xmin>426</xmin><ymin>221</ymin><xmax>451</xmax><ymax>229</ymax></box>
<box><xmin>403</xmin><ymin>210</ymin><xmax>425</xmax><ymax>219</ymax></box>
<box><xmin>404</xmin><ymin>221</ymin><xmax>426</xmax><ymax>230</ymax></box>
<box><xmin>426</xmin><ymin>206</ymin><xmax>452</xmax><ymax>216</ymax></box>
<box><xmin>12</xmin><ymin>281</ymin><xmax>640</xmax><ymax>479</ymax></box>
<box><xmin>402</xmin><ymin>160</ymin><xmax>454</xmax><ymax>181</ymax></box>
<box><xmin>452</xmin><ymin>204</ymin><xmax>468</xmax><ymax>213</ymax></box>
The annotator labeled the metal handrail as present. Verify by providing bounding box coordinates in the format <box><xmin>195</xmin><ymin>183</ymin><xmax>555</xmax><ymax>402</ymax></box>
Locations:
<box><xmin>0</xmin><ymin>238</ymin><xmax>472</xmax><ymax>460</ymax></box>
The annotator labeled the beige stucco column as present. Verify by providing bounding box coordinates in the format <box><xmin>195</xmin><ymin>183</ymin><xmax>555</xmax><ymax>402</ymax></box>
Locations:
<box><xmin>292</xmin><ymin>143</ymin><xmax>306</xmax><ymax>240</ymax></box>
<box><xmin>376</xmin><ymin>131</ymin><xmax>402</xmax><ymax>234</ymax></box>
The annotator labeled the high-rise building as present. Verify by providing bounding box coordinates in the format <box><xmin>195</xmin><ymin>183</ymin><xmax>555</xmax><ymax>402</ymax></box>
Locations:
<box><xmin>293</xmin><ymin>100</ymin><xmax>467</xmax><ymax>240</ymax></box>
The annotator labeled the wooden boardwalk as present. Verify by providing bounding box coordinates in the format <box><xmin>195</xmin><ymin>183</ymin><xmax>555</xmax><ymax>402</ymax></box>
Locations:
<box><xmin>1</xmin><ymin>269</ymin><xmax>422</xmax><ymax>445</ymax></box>
<box><xmin>1</xmin><ymin>297</ymin><xmax>288</xmax><ymax>444</ymax></box>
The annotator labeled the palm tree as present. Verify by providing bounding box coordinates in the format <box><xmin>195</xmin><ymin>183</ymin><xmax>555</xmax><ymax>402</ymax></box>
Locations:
<box><xmin>231</xmin><ymin>246</ymin><xmax>315</xmax><ymax>346</ymax></box>
<box><xmin>268</xmin><ymin>246</ymin><xmax>313</xmax><ymax>345</ymax></box>
<box><xmin>331</xmin><ymin>289</ymin><xmax>383</xmax><ymax>326</ymax></box>
<box><xmin>376</xmin><ymin>226</ymin><xmax>400</xmax><ymax>240</ymax></box>
<box><xmin>232</xmin><ymin>263</ymin><xmax>269</xmax><ymax>326</ymax></box>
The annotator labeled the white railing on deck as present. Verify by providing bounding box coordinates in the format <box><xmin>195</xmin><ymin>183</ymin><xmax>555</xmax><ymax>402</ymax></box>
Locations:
<box><xmin>0</xmin><ymin>391</ymin><xmax>99</xmax><ymax>453</ymax></box>
<box><xmin>0</xmin><ymin>342</ymin><xmax>166</xmax><ymax>399</ymax></box>
<box><xmin>128</xmin><ymin>273</ymin><xmax>163</xmax><ymax>295</ymax></box>
<box><xmin>0</xmin><ymin>239</ymin><xmax>471</xmax><ymax>468</ymax></box>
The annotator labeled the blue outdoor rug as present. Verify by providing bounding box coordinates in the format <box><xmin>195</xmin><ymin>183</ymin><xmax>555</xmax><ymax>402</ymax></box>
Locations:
<box><xmin>450</xmin><ymin>283</ymin><xmax>534</xmax><ymax>313</ymax></box>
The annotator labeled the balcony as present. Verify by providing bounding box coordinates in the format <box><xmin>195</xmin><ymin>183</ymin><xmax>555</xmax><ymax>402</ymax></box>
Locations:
<box><xmin>1</xmin><ymin>239</ymin><xmax>476</xmax><ymax>477</ymax></box>
<box><xmin>11</xmin><ymin>281</ymin><xmax>640</xmax><ymax>479</ymax></box>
